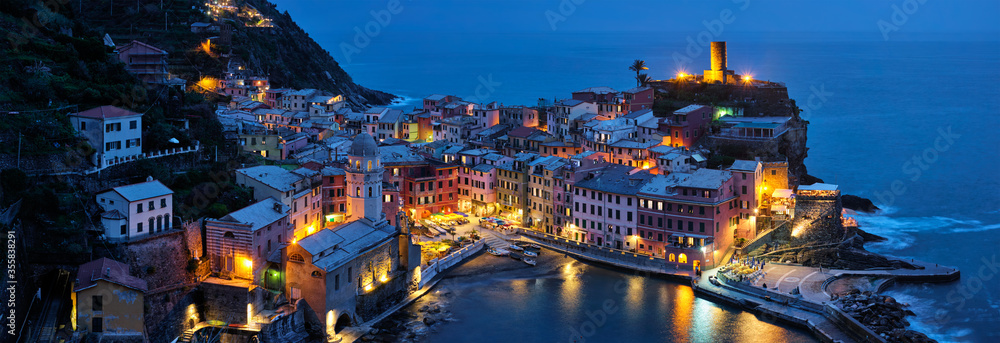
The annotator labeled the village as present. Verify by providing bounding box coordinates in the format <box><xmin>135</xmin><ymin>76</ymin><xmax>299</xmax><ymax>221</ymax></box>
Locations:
<box><xmin>3</xmin><ymin>17</ymin><xmax>958</xmax><ymax>342</ymax></box>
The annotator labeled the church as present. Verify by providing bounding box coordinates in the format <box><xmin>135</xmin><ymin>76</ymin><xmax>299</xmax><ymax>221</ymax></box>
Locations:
<box><xmin>278</xmin><ymin>133</ymin><xmax>420</xmax><ymax>338</ymax></box>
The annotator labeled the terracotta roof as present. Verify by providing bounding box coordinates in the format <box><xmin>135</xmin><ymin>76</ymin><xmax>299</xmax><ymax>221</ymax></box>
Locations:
<box><xmin>72</xmin><ymin>106</ymin><xmax>142</xmax><ymax>119</ymax></box>
<box><xmin>74</xmin><ymin>258</ymin><xmax>147</xmax><ymax>293</ymax></box>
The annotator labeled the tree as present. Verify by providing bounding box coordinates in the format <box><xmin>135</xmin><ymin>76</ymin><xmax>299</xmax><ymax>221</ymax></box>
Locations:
<box><xmin>628</xmin><ymin>59</ymin><xmax>648</xmax><ymax>86</ymax></box>
<box><xmin>637</xmin><ymin>73</ymin><xmax>651</xmax><ymax>87</ymax></box>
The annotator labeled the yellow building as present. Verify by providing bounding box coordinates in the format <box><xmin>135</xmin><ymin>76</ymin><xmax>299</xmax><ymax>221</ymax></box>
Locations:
<box><xmin>72</xmin><ymin>258</ymin><xmax>147</xmax><ymax>337</ymax></box>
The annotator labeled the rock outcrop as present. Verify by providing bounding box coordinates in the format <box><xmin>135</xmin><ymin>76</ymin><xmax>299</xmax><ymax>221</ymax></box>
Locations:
<box><xmin>833</xmin><ymin>290</ymin><xmax>937</xmax><ymax>343</ymax></box>
<box><xmin>842</xmin><ymin>194</ymin><xmax>881</xmax><ymax>213</ymax></box>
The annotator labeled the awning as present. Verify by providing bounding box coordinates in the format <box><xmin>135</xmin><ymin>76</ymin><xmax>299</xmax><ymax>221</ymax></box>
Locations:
<box><xmin>692</xmin><ymin>153</ymin><xmax>706</xmax><ymax>162</ymax></box>
<box><xmin>772</xmin><ymin>189</ymin><xmax>794</xmax><ymax>198</ymax></box>
<box><xmin>771</xmin><ymin>204</ymin><xmax>788</xmax><ymax>212</ymax></box>
<box><xmin>454</xmin><ymin>212</ymin><xmax>469</xmax><ymax>217</ymax></box>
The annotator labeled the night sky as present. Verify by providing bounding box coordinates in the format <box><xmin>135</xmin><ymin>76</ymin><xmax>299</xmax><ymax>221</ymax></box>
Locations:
<box><xmin>272</xmin><ymin>0</ymin><xmax>999</xmax><ymax>37</ymax></box>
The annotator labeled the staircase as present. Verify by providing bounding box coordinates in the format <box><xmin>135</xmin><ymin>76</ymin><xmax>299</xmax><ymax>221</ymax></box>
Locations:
<box><xmin>482</xmin><ymin>231</ymin><xmax>512</xmax><ymax>250</ymax></box>
<box><xmin>179</xmin><ymin>329</ymin><xmax>195</xmax><ymax>343</ymax></box>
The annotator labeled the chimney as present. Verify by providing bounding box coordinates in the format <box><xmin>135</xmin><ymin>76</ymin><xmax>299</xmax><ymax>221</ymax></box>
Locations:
<box><xmin>146</xmin><ymin>175</ymin><xmax>153</xmax><ymax>182</ymax></box>
<box><xmin>273</xmin><ymin>202</ymin><xmax>283</xmax><ymax>213</ymax></box>
<box><xmin>105</xmin><ymin>268</ymin><xmax>111</xmax><ymax>277</ymax></box>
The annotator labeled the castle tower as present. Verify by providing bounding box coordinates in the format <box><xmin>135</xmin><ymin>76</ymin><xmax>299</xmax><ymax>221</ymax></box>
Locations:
<box><xmin>346</xmin><ymin>133</ymin><xmax>384</xmax><ymax>223</ymax></box>
<box><xmin>710</xmin><ymin>41</ymin><xmax>727</xmax><ymax>72</ymax></box>
<box><xmin>703</xmin><ymin>41</ymin><xmax>733</xmax><ymax>84</ymax></box>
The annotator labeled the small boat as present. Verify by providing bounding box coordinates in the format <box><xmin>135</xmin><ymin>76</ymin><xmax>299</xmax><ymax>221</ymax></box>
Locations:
<box><xmin>522</xmin><ymin>257</ymin><xmax>536</xmax><ymax>266</ymax></box>
<box><xmin>487</xmin><ymin>247</ymin><xmax>509</xmax><ymax>256</ymax></box>
<box><xmin>508</xmin><ymin>252</ymin><xmax>522</xmax><ymax>259</ymax></box>
<box><xmin>523</xmin><ymin>250</ymin><xmax>538</xmax><ymax>257</ymax></box>
<box><xmin>507</xmin><ymin>245</ymin><xmax>523</xmax><ymax>251</ymax></box>
<box><xmin>528</xmin><ymin>244</ymin><xmax>541</xmax><ymax>249</ymax></box>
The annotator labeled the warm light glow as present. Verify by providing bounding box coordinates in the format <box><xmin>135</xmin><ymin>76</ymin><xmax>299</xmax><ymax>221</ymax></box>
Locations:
<box><xmin>197</xmin><ymin>77</ymin><xmax>219</xmax><ymax>92</ymax></box>
<box><xmin>743</xmin><ymin>75</ymin><xmax>753</xmax><ymax>82</ymax></box>
<box><xmin>307</xmin><ymin>226</ymin><xmax>315</xmax><ymax>235</ymax></box>
<box><xmin>792</xmin><ymin>225</ymin><xmax>806</xmax><ymax>237</ymax></box>
<box><xmin>677</xmin><ymin>72</ymin><xmax>687</xmax><ymax>78</ymax></box>
<box><xmin>291</xmin><ymin>237</ymin><xmax>297</xmax><ymax>245</ymax></box>
<box><xmin>364</xmin><ymin>284</ymin><xmax>373</xmax><ymax>292</ymax></box>
<box><xmin>754</xmin><ymin>208</ymin><xmax>759</xmax><ymax>214</ymax></box>
<box><xmin>379</xmin><ymin>274</ymin><xmax>388</xmax><ymax>283</ymax></box>
<box><xmin>243</xmin><ymin>258</ymin><xmax>253</xmax><ymax>269</ymax></box>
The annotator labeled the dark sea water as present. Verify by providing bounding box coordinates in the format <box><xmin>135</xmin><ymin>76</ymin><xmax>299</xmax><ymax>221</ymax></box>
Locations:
<box><xmin>302</xmin><ymin>27</ymin><xmax>999</xmax><ymax>342</ymax></box>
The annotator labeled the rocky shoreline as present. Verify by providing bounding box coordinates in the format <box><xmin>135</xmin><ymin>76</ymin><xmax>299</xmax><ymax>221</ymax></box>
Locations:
<box><xmin>832</xmin><ymin>290</ymin><xmax>937</xmax><ymax>343</ymax></box>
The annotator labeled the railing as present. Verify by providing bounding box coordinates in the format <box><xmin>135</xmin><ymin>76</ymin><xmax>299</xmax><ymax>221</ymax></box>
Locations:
<box><xmin>418</xmin><ymin>239</ymin><xmax>484</xmax><ymax>289</ymax></box>
<box><xmin>97</xmin><ymin>142</ymin><xmax>201</xmax><ymax>171</ymax></box>
<box><xmin>716</xmin><ymin>272</ymin><xmax>824</xmax><ymax>313</ymax></box>
<box><xmin>519</xmin><ymin>229</ymin><xmax>694</xmax><ymax>274</ymax></box>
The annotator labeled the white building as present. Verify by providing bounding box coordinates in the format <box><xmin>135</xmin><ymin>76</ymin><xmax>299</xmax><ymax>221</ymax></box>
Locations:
<box><xmin>547</xmin><ymin>100</ymin><xmax>597</xmax><ymax>138</ymax></box>
<box><xmin>96</xmin><ymin>177</ymin><xmax>173</xmax><ymax>241</ymax></box>
<box><xmin>68</xmin><ymin>106</ymin><xmax>143</xmax><ymax>168</ymax></box>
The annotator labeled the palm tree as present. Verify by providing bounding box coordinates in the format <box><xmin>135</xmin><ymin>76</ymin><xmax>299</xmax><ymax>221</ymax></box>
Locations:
<box><xmin>628</xmin><ymin>59</ymin><xmax>648</xmax><ymax>86</ymax></box>
<box><xmin>637</xmin><ymin>73</ymin><xmax>651</xmax><ymax>87</ymax></box>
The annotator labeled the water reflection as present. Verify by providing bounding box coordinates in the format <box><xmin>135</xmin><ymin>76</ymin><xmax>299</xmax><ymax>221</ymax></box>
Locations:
<box><xmin>404</xmin><ymin>256</ymin><xmax>816</xmax><ymax>343</ymax></box>
<box><xmin>672</xmin><ymin>284</ymin><xmax>694</xmax><ymax>341</ymax></box>
<box><xmin>559</xmin><ymin>262</ymin><xmax>582</xmax><ymax>312</ymax></box>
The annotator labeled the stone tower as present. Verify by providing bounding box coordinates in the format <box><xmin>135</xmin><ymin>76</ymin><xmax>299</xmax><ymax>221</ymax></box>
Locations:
<box><xmin>346</xmin><ymin>133</ymin><xmax>384</xmax><ymax>223</ymax></box>
<box><xmin>703</xmin><ymin>41</ymin><xmax>734</xmax><ymax>84</ymax></box>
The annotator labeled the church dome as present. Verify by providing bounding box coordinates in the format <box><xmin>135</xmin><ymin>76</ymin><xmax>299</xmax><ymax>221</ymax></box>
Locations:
<box><xmin>349</xmin><ymin>133</ymin><xmax>379</xmax><ymax>157</ymax></box>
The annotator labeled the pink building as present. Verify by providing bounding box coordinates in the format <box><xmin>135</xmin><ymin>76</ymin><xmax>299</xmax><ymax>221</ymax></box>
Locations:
<box><xmin>727</xmin><ymin>160</ymin><xmax>763</xmax><ymax>240</ymax></box>
<box><xmin>622</xmin><ymin>86</ymin><xmax>655</xmax><ymax>112</ymax></box>
<box><xmin>458</xmin><ymin>164</ymin><xmax>498</xmax><ymax>216</ymax></box>
<box><xmin>570</xmin><ymin>164</ymin><xmax>655</xmax><ymax>250</ymax></box>
<box><xmin>661</xmin><ymin>105</ymin><xmax>714</xmax><ymax>148</ymax></box>
<box><xmin>636</xmin><ymin>168</ymin><xmax>742</xmax><ymax>270</ymax></box>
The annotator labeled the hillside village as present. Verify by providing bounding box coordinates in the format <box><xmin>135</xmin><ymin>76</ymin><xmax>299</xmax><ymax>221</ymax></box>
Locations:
<box><xmin>1</xmin><ymin>1</ymin><xmax>917</xmax><ymax>342</ymax></box>
<box><xmin>1</xmin><ymin>27</ymin><xmax>873</xmax><ymax>341</ymax></box>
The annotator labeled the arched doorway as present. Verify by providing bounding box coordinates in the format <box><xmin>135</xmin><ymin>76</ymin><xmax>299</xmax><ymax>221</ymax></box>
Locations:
<box><xmin>335</xmin><ymin>313</ymin><xmax>353</xmax><ymax>333</ymax></box>
<box><xmin>668</xmin><ymin>253</ymin><xmax>676</xmax><ymax>262</ymax></box>
<box><xmin>693</xmin><ymin>260</ymin><xmax>700</xmax><ymax>271</ymax></box>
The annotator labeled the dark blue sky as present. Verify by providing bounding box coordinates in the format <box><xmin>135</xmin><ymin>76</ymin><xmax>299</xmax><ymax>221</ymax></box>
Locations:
<box><xmin>273</xmin><ymin>0</ymin><xmax>1000</xmax><ymax>37</ymax></box>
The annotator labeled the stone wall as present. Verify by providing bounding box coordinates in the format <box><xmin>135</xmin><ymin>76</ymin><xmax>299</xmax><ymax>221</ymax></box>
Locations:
<box><xmin>791</xmin><ymin>194</ymin><xmax>843</xmax><ymax>244</ymax></box>
<box><xmin>355</xmin><ymin>275</ymin><xmax>407</xmax><ymax>321</ymax></box>
<box><xmin>146</xmin><ymin>287</ymin><xmax>200</xmax><ymax>343</ymax></box>
<box><xmin>123</xmin><ymin>230</ymin><xmax>192</xmax><ymax>291</ymax></box>
<box><xmin>201</xmin><ymin>281</ymin><xmax>250</xmax><ymax>325</ymax></box>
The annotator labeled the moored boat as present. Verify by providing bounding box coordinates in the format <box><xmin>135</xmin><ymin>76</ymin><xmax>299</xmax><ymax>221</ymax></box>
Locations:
<box><xmin>522</xmin><ymin>257</ymin><xmax>536</xmax><ymax>266</ymax></box>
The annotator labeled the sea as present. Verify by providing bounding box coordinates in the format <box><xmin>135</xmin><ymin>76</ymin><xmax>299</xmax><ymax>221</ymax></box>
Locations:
<box><xmin>298</xmin><ymin>22</ymin><xmax>1000</xmax><ymax>343</ymax></box>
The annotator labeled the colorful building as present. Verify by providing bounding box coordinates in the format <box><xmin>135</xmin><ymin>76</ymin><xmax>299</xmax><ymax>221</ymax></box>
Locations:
<box><xmin>72</xmin><ymin>258</ymin><xmax>147</xmax><ymax>337</ymax></box>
